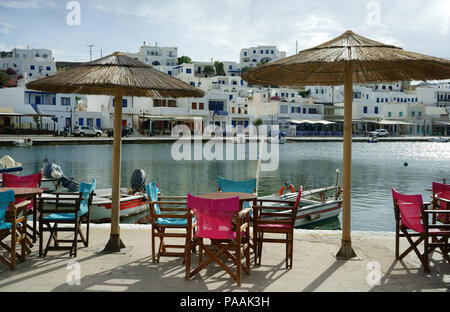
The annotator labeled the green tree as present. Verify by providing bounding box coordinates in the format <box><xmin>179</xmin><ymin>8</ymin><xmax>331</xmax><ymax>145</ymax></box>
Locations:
<box><xmin>0</xmin><ymin>71</ymin><xmax>10</xmax><ymax>87</ymax></box>
<box><xmin>252</xmin><ymin>118</ymin><xmax>263</xmax><ymax>127</ymax></box>
<box><xmin>177</xmin><ymin>56</ymin><xmax>192</xmax><ymax>65</ymax></box>
<box><xmin>214</xmin><ymin>61</ymin><xmax>225</xmax><ymax>76</ymax></box>
<box><xmin>241</xmin><ymin>66</ymin><xmax>252</xmax><ymax>74</ymax></box>
<box><xmin>203</xmin><ymin>65</ymin><xmax>215</xmax><ymax>75</ymax></box>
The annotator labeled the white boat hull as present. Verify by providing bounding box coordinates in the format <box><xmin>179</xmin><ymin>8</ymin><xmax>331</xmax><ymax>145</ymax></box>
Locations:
<box><xmin>258</xmin><ymin>192</ymin><xmax>342</xmax><ymax>228</ymax></box>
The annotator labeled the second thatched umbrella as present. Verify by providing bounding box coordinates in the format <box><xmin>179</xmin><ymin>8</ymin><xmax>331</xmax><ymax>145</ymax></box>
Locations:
<box><xmin>242</xmin><ymin>30</ymin><xmax>450</xmax><ymax>259</ymax></box>
<box><xmin>27</xmin><ymin>52</ymin><xmax>205</xmax><ymax>251</ymax></box>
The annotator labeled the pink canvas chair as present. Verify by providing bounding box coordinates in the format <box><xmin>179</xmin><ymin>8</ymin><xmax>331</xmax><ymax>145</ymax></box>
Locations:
<box><xmin>252</xmin><ymin>186</ymin><xmax>302</xmax><ymax>269</ymax></box>
<box><xmin>185</xmin><ymin>194</ymin><xmax>251</xmax><ymax>286</ymax></box>
<box><xmin>432</xmin><ymin>182</ymin><xmax>450</xmax><ymax>224</ymax></box>
<box><xmin>2</xmin><ymin>172</ymin><xmax>42</xmax><ymax>243</ymax></box>
<box><xmin>392</xmin><ymin>189</ymin><xmax>450</xmax><ymax>272</ymax></box>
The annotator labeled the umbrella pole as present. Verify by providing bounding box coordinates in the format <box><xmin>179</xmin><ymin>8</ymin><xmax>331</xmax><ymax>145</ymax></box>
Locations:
<box><xmin>336</xmin><ymin>62</ymin><xmax>357</xmax><ymax>259</ymax></box>
<box><xmin>105</xmin><ymin>89</ymin><xmax>125</xmax><ymax>252</ymax></box>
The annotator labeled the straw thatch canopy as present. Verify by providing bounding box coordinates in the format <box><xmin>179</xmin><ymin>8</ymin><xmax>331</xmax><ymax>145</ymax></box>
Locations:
<box><xmin>242</xmin><ymin>30</ymin><xmax>450</xmax><ymax>86</ymax></box>
<box><xmin>26</xmin><ymin>52</ymin><xmax>205</xmax><ymax>98</ymax></box>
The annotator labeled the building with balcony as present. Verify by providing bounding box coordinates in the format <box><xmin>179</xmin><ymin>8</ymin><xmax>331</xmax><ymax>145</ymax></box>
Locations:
<box><xmin>1</xmin><ymin>48</ymin><xmax>56</xmax><ymax>80</ymax></box>
<box><xmin>240</xmin><ymin>45</ymin><xmax>286</xmax><ymax>67</ymax></box>
<box><xmin>125</xmin><ymin>42</ymin><xmax>178</xmax><ymax>67</ymax></box>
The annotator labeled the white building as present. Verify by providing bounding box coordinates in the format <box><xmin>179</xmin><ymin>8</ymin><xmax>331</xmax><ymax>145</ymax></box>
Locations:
<box><xmin>240</xmin><ymin>45</ymin><xmax>286</xmax><ymax>67</ymax></box>
<box><xmin>125</xmin><ymin>42</ymin><xmax>178</xmax><ymax>67</ymax></box>
<box><xmin>1</xmin><ymin>48</ymin><xmax>57</xmax><ymax>80</ymax></box>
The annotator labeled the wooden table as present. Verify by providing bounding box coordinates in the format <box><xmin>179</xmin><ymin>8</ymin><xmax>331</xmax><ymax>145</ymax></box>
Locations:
<box><xmin>0</xmin><ymin>187</ymin><xmax>44</xmax><ymax>243</ymax></box>
<box><xmin>197</xmin><ymin>192</ymin><xmax>257</xmax><ymax>210</ymax></box>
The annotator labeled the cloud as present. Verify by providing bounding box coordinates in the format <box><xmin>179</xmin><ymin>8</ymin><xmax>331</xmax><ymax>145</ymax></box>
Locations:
<box><xmin>0</xmin><ymin>0</ymin><xmax>59</xmax><ymax>9</ymax></box>
<box><xmin>0</xmin><ymin>20</ymin><xmax>14</xmax><ymax>34</ymax></box>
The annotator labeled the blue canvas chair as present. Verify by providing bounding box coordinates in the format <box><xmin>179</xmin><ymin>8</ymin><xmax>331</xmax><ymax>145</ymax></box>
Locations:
<box><xmin>38</xmin><ymin>179</ymin><xmax>96</xmax><ymax>257</ymax></box>
<box><xmin>218</xmin><ymin>176</ymin><xmax>257</xmax><ymax>212</ymax></box>
<box><xmin>0</xmin><ymin>190</ymin><xmax>30</xmax><ymax>270</ymax></box>
<box><xmin>145</xmin><ymin>181</ymin><xmax>192</xmax><ymax>263</ymax></box>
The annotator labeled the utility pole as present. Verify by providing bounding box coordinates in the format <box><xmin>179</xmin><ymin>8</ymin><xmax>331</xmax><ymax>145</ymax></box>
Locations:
<box><xmin>87</xmin><ymin>44</ymin><xmax>94</xmax><ymax>61</ymax></box>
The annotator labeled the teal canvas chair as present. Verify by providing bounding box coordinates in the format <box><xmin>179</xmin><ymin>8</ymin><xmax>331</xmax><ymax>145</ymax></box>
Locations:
<box><xmin>39</xmin><ymin>179</ymin><xmax>96</xmax><ymax>257</ymax></box>
<box><xmin>0</xmin><ymin>190</ymin><xmax>30</xmax><ymax>270</ymax></box>
<box><xmin>145</xmin><ymin>181</ymin><xmax>191</xmax><ymax>263</ymax></box>
<box><xmin>218</xmin><ymin>176</ymin><xmax>257</xmax><ymax>212</ymax></box>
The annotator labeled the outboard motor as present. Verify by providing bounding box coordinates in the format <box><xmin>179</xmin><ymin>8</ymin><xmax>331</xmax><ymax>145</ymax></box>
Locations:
<box><xmin>130</xmin><ymin>169</ymin><xmax>146</xmax><ymax>193</ymax></box>
<box><xmin>42</xmin><ymin>156</ymin><xmax>79</xmax><ymax>192</ymax></box>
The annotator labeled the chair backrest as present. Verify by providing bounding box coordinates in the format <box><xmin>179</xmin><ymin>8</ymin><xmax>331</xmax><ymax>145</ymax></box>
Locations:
<box><xmin>0</xmin><ymin>190</ymin><xmax>14</xmax><ymax>224</ymax></box>
<box><xmin>294</xmin><ymin>186</ymin><xmax>303</xmax><ymax>208</ymax></box>
<box><xmin>145</xmin><ymin>181</ymin><xmax>161</xmax><ymax>215</ymax></box>
<box><xmin>218</xmin><ymin>177</ymin><xmax>256</xmax><ymax>194</ymax></box>
<box><xmin>187</xmin><ymin>194</ymin><xmax>239</xmax><ymax>240</ymax></box>
<box><xmin>2</xmin><ymin>172</ymin><xmax>42</xmax><ymax>187</ymax></box>
<box><xmin>2</xmin><ymin>172</ymin><xmax>42</xmax><ymax>209</ymax></box>
<box><xmin>432</xmin><ymin>182</ymin><xmax>450</xmax><ymax>222</ymax></box>
<box><xmin>391</xmin><ymin>188</ymin><xmax>424</xmax><ymax>233</ymax></box>
<box><xmin>79</xmin><ymin>179</ymin><xmax>96</xmax><ymax>216</ymax></box>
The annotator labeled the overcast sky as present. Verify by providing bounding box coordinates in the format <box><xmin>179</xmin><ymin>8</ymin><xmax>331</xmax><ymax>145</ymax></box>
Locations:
<box><xmin>0</xmin><ymin>0</ymin><xmax>448</xmax><ymax>63</ymax></box>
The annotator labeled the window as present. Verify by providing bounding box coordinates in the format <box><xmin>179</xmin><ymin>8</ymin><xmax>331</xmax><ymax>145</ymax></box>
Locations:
<box><xmin>297</xmin><ymin>107</ymin><xmax>301</xmax><ymax>113</ymax></box>
<box><xmin>229</xmin><ymin>94</ymin><xmax>233</xmax><ymax>100</ymax></box>
<box><xmin>411</xmin><ymin>111</ymin><xmax>415</xmax><ymax>117</ymax></box>
<box><xmin>232</xmin><ymin>107</ymin><xmax>235</xmax><ymax>114</ymax></box>
<box><xmin>30</xmin><ymin>65</ymin><xmax>35</xmax><ymax>70</ymax></box>
<box><xmin>303</xmin><ymin>108</ymin><xmax>306</xmax><ymax>114</ymax></box>
<box><xmin>266</xmin><ymin>50</ymin><xmax>269</xmax><ymax>54</ymax></box>
<box><xmin>168</xmin><ymin>71</ymin><xmax>172</xmax><ymax>75</ymax></box>
<box><xmin>374</xmin><ymin>106</ymin><xmax>379</xmax><ymax>114</ymax></box>
<box><xmin>190</xmin><ymin>82</ymin><xmax>195</xmax><ymax>86</ymax></box>
<box><xmin>271</xmin><ymin>50</ymin><xmax>274</xmax><ymax>54</ymax></box>
<box><xmin>363</xmin><ymin>106</ymin><xmax>368</xmax><ymax>114</ymax></box>
<box><xmin>229</xmin><ymin>65</ymin><xmax>232</xmax><ymax>70</ymax></box>
<box><xmin>112</xmin><ymin>99</ymin><xmax>128</xmax><ymax>107</ymax></box>
<box><xmin>61</xmin><ymin>97</ymin><xmax>71</xmax><ymax>106</ymax></box>
<box><xmin>244</xmin><ymin>52</ymin><xmax>247</xmax><ymax>56</ymax></box>
<box><xmin>209</xmin><ymin>100</ymin><xmax>224</xmax><ymax>112</ymax></box>
<box><xmin>418</xmin><ymin>112</ymin><xmax>422</xmax><ymax>117</ymax></box>
<box><xmin>308</xmin><ymin>108</ymin><xmax>317</xmax><ymax>114</ymax></box>
<box><xmin>376</xmin><ymin>98</ymin><xmax>379</xmax><ymax>103</ymax></box>
<box><xmin>79</xmin><ymin>118</ymin><xmax>84</xmax><ymax>126</ymax></box>
<box><xmin>388</xmin><ymin>112</ymin><xmax>392</xmax><ymax>117</ymax></box>
<box><xmin>192</xmin><ymin>102</ymin><xmax>197</xmax><ymax>110</ymax></box>
<box><xmin>291</xmin><ymin>107</ymin><xmax>295</xmax><ymax>113</ymax></box>
<box><xmin>253</xmin><ymin>50</ymin><xmax>256</xmax><ymax>54</ymax></box>
<box><xmin>199</xmin><ymin>102</ymin><xmax>204</xmax><ymax>110</ymax></box>
<box><xmin>399</xmin><ymin>112</ymin><xmax>403</xmax><ymax>117</ymax></box>
<box><xmin>46</xmin><ymin>66</ymin><xmax>51</xmax><ymax>71</ymax></box>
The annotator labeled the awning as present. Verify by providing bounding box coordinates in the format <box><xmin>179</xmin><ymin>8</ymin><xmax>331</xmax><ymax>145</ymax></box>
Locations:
<box><xmin>433</xmin><ymin>121</ymin><xmax>450</xmax><ymax>126</ymax></box>
<box><xmin>289</xmin><ymin>119</ymin><xmax>335</xmax><ymax>125</ymax></box>
<box><xmin>138</xmin><ymin>115</ymin><xmax>202</xmax><ymax>121</ymax></box>
<box><xmin>378</xmin><ymin>120</ymin><xmax>414</xmax><ymax>125</ymax></box>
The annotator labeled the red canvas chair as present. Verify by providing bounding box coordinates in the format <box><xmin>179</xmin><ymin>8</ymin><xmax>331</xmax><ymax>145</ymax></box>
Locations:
<box><xmin>2</xmin><ymin>172</ymin><xmax>42</xmax><ymax>243</ymax></box>
<box><xmin>252</xmin><ymin>186</ymin><xmax>302</xmax><ymax>269</ymax></box>
<box><xmin>185</xmin><ymin>194</ymin><xmax>251</xmax><ymax>286</ymax></box>
<box><xmin>432</xmin><ymin>182</ymin><xmax>450</xmax><ymax>224</ymax></box>
<box><xmin>392</xmin><ymin>189</ymin><xmax>450</xmax><ymax>272</ymax></box>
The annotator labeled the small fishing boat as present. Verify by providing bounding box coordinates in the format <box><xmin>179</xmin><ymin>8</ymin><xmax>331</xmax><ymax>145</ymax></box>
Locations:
<box><xmin>428</xmin><ymin>137</ymin><xmax>449</xmax><ymax>143</ymax></box>
<box><xmin>367</xmin><ymin>137</ymin><xmax>378</xmax><ymax>143</ymax></box>
<box><xmin>13</xmin><ymin>138</ymin><xmax>33</xmax><ymax>147</ymax></box>
<box><xmin>258</xmin><ymin>185</ymin><xmax>342</xmax><ymax>228</ymax></box>
<box><xmin>89</xmin><ymin>188</ymin><xmax>149</xmax><ymax>223</ymax></box>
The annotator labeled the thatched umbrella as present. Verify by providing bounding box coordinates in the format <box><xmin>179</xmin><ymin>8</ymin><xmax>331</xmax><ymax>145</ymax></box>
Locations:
<box><xmin>242</xmin><ymin>30</ymin><xmax>450</xmax><ymax>259</ymax></box>
<box><xmin>27</xmin><ymin>52</ymin><xmax>205</xmax><ymax>251</ymax></box>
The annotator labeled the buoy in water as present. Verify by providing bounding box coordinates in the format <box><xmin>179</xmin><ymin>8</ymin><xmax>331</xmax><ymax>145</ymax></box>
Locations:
<box><xmin>404</xmin><ymin>162</ymin><xmax>408</xmax><ymax>167</ymax></box>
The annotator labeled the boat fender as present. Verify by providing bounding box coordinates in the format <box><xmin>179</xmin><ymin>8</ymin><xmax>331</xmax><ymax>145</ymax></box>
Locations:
<box><xmin>280</xmin><ymin>183</ymin><xmax>295</xmax><ymax>196</ymax></box>
<box><xmin>305</xmin><ymin>213</ymin><xmax>321</xmax><ymax>221</ymax></box>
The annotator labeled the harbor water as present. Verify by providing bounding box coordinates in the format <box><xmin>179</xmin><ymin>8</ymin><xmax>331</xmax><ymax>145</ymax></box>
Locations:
<box><xmin>1</xmin><ymin>141</ymin><xmax>449</xmax><ymax>232</ymax></box>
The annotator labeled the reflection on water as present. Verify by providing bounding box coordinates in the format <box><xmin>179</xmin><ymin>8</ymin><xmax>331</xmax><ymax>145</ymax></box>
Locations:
<box><xmin>1</xmin><ymin>141</ymin><xmax>449</xmax><ymax>232</ymax></box>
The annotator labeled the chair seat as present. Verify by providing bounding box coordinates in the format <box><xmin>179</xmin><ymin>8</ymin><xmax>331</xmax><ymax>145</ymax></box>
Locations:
<box><xmin>155</xmin><ymin>218</ymin><xmax>188</xmax><ymax>226</ymax></box>
<box><xmin>44</xmin><ymin>211</ymin><xmax>87</xmax><ymax>221</ymax></box>
<box><xmin>195</xmin><ymin>231</ymin><xmax>246</xmax><ymax>240</ymax></box>
<box><xmin>257</xmin><ymin>224</ymin><xmax>293</xmax><ymax>229</ymax></box>
<box><xmin>0</xmin><ymin>222</ymin><xmax>11</xmax><ymax>230</ymax></box>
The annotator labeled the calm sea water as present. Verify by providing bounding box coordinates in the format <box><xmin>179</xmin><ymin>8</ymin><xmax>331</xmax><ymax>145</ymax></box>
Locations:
<box><xmin>1</xmin><ymin>141</ymin><xmax>449</xmax><ymax>232</ymax></box>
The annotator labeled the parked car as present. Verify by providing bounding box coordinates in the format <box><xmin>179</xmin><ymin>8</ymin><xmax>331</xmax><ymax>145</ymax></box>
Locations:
<box><xmin>73</xmin><ymin>126</ymin><xmax>103</xmax><ymax>137</ymax></box>
<box><xmin>370</xmin><ymin>129</ymin><xmax>389</xmax><ymax>137</ymax></box>
<box><xmin>106</xmin><ymin>126</ymin><xmax>133</xmax><ymax>137</ymax></box>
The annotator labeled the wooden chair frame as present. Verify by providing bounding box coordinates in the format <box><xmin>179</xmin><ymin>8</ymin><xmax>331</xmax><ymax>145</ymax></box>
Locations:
<box><xmin>393</xmin><ymin>199</ymin><xmax>450</xmax><ymax>273</ymax></box>
<box><xmin>252</xmin><ymin>198</ymin><xmax>299</xmax><ymax>269</ymax></box>
<box><xmin>185</xmin><ymin>208</ymin><xmax>251</xmax><ymax>286</ymax></box>
<box><xmin>0</xmin><ymin>200</ymin><xmax>30</xmax><ymax>270</ymax></box>
<box><xmin>149</xmin><ymin>195</ymin><xmax>192</xmax><ymax>263</ymax></box>
<box><xmin>38</xmin><ymin>191</ymin><xmax>95</xmax><ymax>257</ymax></box>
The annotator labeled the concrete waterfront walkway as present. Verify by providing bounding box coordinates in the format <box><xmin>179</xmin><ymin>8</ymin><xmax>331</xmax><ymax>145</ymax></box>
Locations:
<box><xmin>0</xmin><ymin>225</ymin><xmax>448</xmax><ymax>292</ymax></box>
<box><xmin>0</xmin><ymin>135</ymin><xmax>446</xmax><ymax>146</ymax></box>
